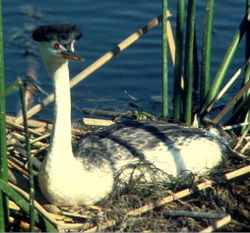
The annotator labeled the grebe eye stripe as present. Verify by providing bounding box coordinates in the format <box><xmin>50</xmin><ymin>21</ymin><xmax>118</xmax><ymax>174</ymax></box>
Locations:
<box><xmin>53</xmin><ymin>42</ymin><xmax>60</xmax><ymax>49</ymax></box>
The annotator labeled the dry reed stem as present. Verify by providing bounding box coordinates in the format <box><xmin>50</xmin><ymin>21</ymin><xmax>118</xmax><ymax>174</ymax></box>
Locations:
<box><xmin>127</xmin><ymin>180</ymin><xmax>213</xmax><ymax>217</ymax></box>
<box><xmin>8</xmin><ymin>159</ymin><xmax>29</xmax><ymax>177</ymax></box>
<box><xmin>10</xmin><ymin>132</ymin><xmax>44</xmax><ymax>148</ymax></box>
<box><xmin>222</xmin><ymin>122</ymin><xmax>250</xmax><ymax>130</ymax></box>
<box><xmin>8</xmin><ymin>183</ymin><xmax>89</xmax><ymax>231</ymax></box>
<box><xmin>240</xmin><ymin>139</ymin><xmax>250</xmax><ymax>153</ymax></box>
<box><xmin>61</xmin><ymin>211</ymin><xmax>90</xmax><ymax>220</ymax></box>
<box><xmin>9</xmin><ymin>199</ymin><xmax>20</xmax><ymax>211</ymax></box>
<box><xmin>30</xmin><ymin>133</ymin><xmax>50</xmax><ymax>144</ymax></box>
<box><xmin>199</xmin><ymin>215</ymin><xmax>232</xmax><ymax>232</ymax></box>
<box><xmin>166</xmin><ymin>14</ymin><xmax>184</xmax><ymax>89</ymax></box>
<box><xmin>212</xmin><ymin>81</ymin><xmax>250</xmax><ymax>123</ymax></box>
<box><xmin>7</xmin><ymin>119</ymin><xmax>42</xmax><ymax>136</ymax></box>
<box><xmin>9</xmin><ymin>216</ymin><xmax>41</xmax><ymax>232</ymax></box>
<box><xmin>82</xmin><ymin>107</ymin><xmax>135</xmax><ymax>119</ymax></box>
<box><xmin>15</xmin><ymin>12</ymin><xmax>172</xmax><ymax>124</ymax></box>
<box><xmin>234</xmin><ymin>124</ymin><xmax>250</xmax><ymax>150</ymax></box>
<box><xmin>83</xmin><ymin>219</ymin><xmax>117</xmax><ymax>232</ymax></box>
<box><xmin>7</xmin><ymin>115</ymin><xmax>52</xmax><ymax>129</ymax></box>
<box><xmin>84</xmin><ymin>165</ymin><xmax>250</xmax><ymax>232</ymax></box>
<box><xmin>166</xmin><ymin>15</ymin><xmax>175</xmax><ymax>64</ymax></box>
<box><xmin>207</xmin><ymin>59</ymin><xmax>250</xmax><ymax>115</ymax></box>
<box><xmin>82</xmin><ymin>118</ymin><xmax>115</xmax><ymax>126</ymax></box>
<box><xmin>228</xmin><ymin>148</ymin><xmax>249</xmax><ymax>161</ymax></box>
<box><xmin>8</xmin><ymin>182</ymin><xmax>61</xmax><ymax>228</ymax></box>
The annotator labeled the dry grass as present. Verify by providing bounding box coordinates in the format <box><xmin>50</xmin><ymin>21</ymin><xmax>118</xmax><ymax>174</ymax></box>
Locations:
<box><xmin>6</xmin><ymin>115</ymin><xmax>250</xmax><ymax>232</ymax></box>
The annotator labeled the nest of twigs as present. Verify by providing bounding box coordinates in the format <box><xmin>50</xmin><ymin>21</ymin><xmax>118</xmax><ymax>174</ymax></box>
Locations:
<box><xmin>6</xmin><ymin>115</ymin><xmax>250</xmax><ymax>232</ymax></box>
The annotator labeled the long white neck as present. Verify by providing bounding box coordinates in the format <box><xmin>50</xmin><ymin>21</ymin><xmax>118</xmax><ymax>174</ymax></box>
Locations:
<box><xmin>43</xmin><ymin>58</ymin><xmax>74</xmax><ymax>161</ymax></box>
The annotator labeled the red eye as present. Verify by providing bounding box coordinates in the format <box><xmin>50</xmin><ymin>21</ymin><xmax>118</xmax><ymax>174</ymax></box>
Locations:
<box><xmin>53</xmin><ymin>42</ymin><xmax>60</xmax><ymax>50</ymax></box>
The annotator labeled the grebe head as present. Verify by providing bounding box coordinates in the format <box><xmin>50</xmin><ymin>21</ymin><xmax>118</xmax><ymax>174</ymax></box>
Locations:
<box><xmin>32</xmin><ymin>24</ymin><xmax>84</xmax><ymax>63</ymax></box>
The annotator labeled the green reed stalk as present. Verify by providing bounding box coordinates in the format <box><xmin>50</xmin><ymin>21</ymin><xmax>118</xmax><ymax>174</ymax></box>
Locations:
<box><xmin>0</xmin><ymin>0</ymin><xmax>9</xmax><ymax>230</ymax></box>
<box><xmin>183</xmin><ymin>0</ymin><xmax>197</xmax><ymax>124</ymax></box>
<box><xmin>4</xmin><ymin>79</ymin><xmax>21</xmax><ymax>96</ymax></box>
<box><xmin>162</xmin><ymin>0</ymin><xmax>168</xmax><ymax>119</ymax></box>
<box><xmin>244</xmin><ymin>0</ymin><xmax>250</xmax><ymax>125</ymax></box>
<box><xmin>245</xmin><ymin>0</ymin><xmax>250</xmax><ymax>81</ymax></box>
<box><xmin>0</xmin><ymin>179</ymin><xmax>57</xmax><ymax>232</ymax></box>
<box><xmin>173</xmin><ymin>0</ymin><xmax>185</xmax><ymax>121</ymax></box>
<box><xmin>193</xmin><ymin>29</ymin><xmax>199</xmax><ymax>105</ymax></box>
<box><xmin>200</xmin><ymin>0</ymin><xmax>215</xmax><ymax>103</ymax></box>
<box><xmin>200</xmin><ymin>13</ymin><xmax>249</xmax><ymax>116</ymax></box>
<box><xmin>243</xmin><ymin>66</ymin><xmax>250</xmax><ymax>126</ymax></box>
<box><xmin>19</xmin><ymin>80</ymin><xmax>35</xmax><ymax>232</ymax></box>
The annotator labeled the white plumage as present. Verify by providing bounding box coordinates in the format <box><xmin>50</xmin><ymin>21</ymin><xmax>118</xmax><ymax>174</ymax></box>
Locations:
<box><xmin>32</xmin><ymin>24</ymin><xmax>230</xmax><ymax>206</ymax></box>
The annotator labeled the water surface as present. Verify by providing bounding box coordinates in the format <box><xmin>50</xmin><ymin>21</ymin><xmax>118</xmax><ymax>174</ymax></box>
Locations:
<box><xmin>3</xmin><ymin>1</ymin><xmax>246</xmax><ymax>121</ymax></box>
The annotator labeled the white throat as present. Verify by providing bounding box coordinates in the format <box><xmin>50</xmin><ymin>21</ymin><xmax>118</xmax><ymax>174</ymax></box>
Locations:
<box><xmin>43</xmin><ymin>57</ymin><xmax>74</xmax><ymax>161</ymax></box>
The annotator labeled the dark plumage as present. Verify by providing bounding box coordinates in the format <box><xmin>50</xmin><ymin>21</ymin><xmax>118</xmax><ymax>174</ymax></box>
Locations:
<box><xmin>74</xmin><ymin>120</ymin><xmax>231</xmax><ymax>168</ymax></box>
<box><xmin>32</xmin><ymin>24</ymin><xmax>82</xmax><ymax>43</ymax></box>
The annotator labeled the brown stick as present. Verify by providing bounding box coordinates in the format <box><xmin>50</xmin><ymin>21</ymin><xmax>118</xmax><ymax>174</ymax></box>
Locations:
<box><xmin>166</xmin><ymin>14</ymin><xmax>184</xmax><ymax>89</ymax></box>
<box><xmin>8</xmin><ymin>159</ymin><xmax>29</xmax><ymax>177</ymax></box>
<box><xmin>199</xmin><ymin>215</ymin><xmax>232</xmax><ymax>232</ymax></box>
<box><xmin>240</xmin><ymin>139</ymin><xmax>250</xmax><ymax>153</ymax></box>
<box><xmin>212</xmin><ymin>81</ymin><xmax>250</xmax><ymax>123</ymax></box>
<box><xmin>7</xmin><ymin>115</ymin><xmax>52</xmax><ymax>129</ymax></box>
<box><xmin>9</xmin><ymin>216</ymin><xmax>41</xmax><ymax>232</ymax></box>
<box><xmin>83</xmin><ymin>108</ymin><xmax>135</xmax><ymax>119</ymax></box>
<box><xmin>206</xmin><ymin>59</ymin><xmax>250</xmax><ymax>115</ymax></box>
<box><xmin>7</xmin><ymin>119</ymin><xmax>42</xmax><ymax>136</ymax></box>
<box><xmin>233</xmin><ymin>124</ymin><xmax>250</xmax><ymax>150</ymax></box>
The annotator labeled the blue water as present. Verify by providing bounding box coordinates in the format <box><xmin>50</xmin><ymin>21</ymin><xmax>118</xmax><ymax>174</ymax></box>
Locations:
<box><xmin>3</xmin><ymin>1</ymin><xmax>246</xmax><ymax>121</ymax></box>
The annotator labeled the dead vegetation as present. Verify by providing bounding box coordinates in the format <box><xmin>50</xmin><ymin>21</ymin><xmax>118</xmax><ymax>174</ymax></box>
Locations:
<box><xmin>5</xmin><ymin>114</ymin><xmax>250</xmax><ymax>232</ymax></box>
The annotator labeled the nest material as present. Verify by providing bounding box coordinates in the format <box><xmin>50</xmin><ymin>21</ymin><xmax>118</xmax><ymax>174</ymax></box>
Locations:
<box><xmin>6</xmin><ymin>116</ymin><xmax>250</xmax><ymax>232</ymax></box>
<box><xmin>100</xmin><ymin>161</ymin><xmax>250</xmax><ymax>232</ymax></box>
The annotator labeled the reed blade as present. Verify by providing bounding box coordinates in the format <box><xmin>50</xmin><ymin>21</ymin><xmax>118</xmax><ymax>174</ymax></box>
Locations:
<box><xmin>183</xmin><ymin>0</ymin><xmax>197</xmax><ymax>124</ymax></box>
<box><xmin>19</xmin><ymin>80</ymin><xmax>35</xmax><ymax>232</ymax></box>
<box><xmin>0</xmin><ymin>0</ymin><xmax>9</xmax><ymax>230</ymax></box>
<box><xmin>173</xmin><ymin>0</ymin><xmax>185</xmax><ymax>121</ymax></box>
<box><xmin>162</xmin><ymin>0</ymin><xmax>168</xmax><ymax>119</ymax></box>
<box><xmin>200</xmin><ymin>13</ymin><xmax>248</xmax><ymax>116</ymax></box>
<box><xmin>243</xmin><ymin>0</ymin><xmax>250</xmax><ymax>127</ymax></box>
<box><xmin>0</xmin><ymin>180</ymin><xmax>57</xmax><ymax>232</ymax></box>
<box><xmin>4</xmin><ymin>79</ymin><xmax>22</xmax><ymax>97</ymax></box>
<box><xmin>200</xmin><ymin>0</ymin><xmax>215</xmax><ymax>103</ymax></box>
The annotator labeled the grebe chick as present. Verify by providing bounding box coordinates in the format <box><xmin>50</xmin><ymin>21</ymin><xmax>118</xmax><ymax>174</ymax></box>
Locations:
<box><xmin>32</xmin><ymin>24</ymin><xmax>231</xmax><ymax>207</ymax></box>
